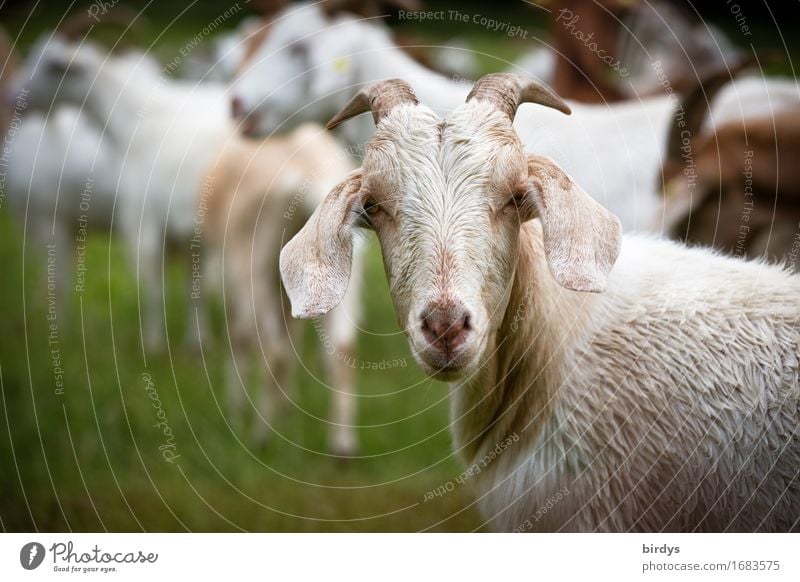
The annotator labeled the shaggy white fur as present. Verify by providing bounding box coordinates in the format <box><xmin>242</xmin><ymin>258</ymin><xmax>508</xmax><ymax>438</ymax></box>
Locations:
<box><xmin>456</xmin><ymin>224</ymin><xmax>800</xmax><ymax>532</ymax></box>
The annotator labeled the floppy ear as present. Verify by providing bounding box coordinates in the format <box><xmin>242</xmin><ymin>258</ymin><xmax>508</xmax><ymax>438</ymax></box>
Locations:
<box><xmin>280</xmin><ymin>169</ymin><xmax>362</xmax><ymax>318</ymax></box>
<box><xmin>526</xmin><ymin>154</ymin><xmax>621</xmax><ymax>293</ymax></box>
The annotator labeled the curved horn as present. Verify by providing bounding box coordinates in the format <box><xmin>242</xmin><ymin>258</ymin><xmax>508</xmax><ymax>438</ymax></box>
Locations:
<box><xmin>326</xmin><ymin>78</ymin><xmax>418</xmax><ymax>129</ymax></box>
<box><xmin>466</xmin><ymin>73</ymin><xmax>571</xmax><ymax>120</ymax></box>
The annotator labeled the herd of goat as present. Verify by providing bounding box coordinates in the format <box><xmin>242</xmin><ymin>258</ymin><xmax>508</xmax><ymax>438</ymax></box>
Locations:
<box><xmin>1</xmin><ymin>0</ymin><xmax>799</xmax><ymax>531</ymax></box>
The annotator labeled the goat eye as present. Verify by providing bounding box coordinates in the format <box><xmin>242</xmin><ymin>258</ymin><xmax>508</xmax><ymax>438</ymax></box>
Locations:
<box><xmin>46</xmin><ymin>60</ymin><xmax>71</xmax><ymax>76</ymax></box>
<box><xmin>363</xmin><ymin>199</ymin><xmax>382</xmax><ymax>216</ymax></box>
<box><xmin>505</xmin><ymin>190</ymin><xmax>526</xmax><ymax>209</ymax></box>
<box><xmin>289</xmin><ymin>42</ymin><xmax>308</xmax><ymax>60</ymax></box>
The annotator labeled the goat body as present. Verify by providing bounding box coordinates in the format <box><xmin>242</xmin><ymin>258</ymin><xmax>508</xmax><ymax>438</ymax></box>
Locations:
<box><xmin>202</xmin><ymin>124</ymin><xmax>361</xmax><ymax>451</ymax></box>
<box><xmin>280</xmin><ymin>74</ymin><xmax>800</xmax><ymax>531</ymax></box>
<box><xmin>661</xmin><ymin>110</ymin><xmax>800</xmax><ymax>266</ymax></box>
<box><xmin>456</xmin><ymin>222</ymin><xmax>800</xmax><ymax>532</ymax></box>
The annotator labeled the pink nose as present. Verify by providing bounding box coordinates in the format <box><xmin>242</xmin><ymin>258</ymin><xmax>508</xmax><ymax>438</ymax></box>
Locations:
<box><xmin>420</xmin><ymin>304</ymin><xmax>471</xmax><ymax>358</ymax></box>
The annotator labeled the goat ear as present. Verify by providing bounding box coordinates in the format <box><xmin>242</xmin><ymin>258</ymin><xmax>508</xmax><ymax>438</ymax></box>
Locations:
<box><xmin>526</xmin><ymin>154</ymin><xmax>621</xmax><ymax>293</ymax></box>
<box><xmin>280</xmin><ymin>169</ymin><xmax>362</xmax><ymax>318</ymax></box>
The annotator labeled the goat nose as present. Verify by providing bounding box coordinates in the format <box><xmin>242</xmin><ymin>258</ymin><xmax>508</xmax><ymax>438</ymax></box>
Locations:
<box><xmin>420</xmin><ymin>305</ymin><xmax>471</xmax><ymax>356</ymax></box>
<box><xmin>231</xmin><ymin>95</ymin><xmax>245</xmax><ymax>119</ymax></box>
<box><xmin>231</xmin><ymin>96</ymin><xmax>260</xmax><ymax>136</ymax></box>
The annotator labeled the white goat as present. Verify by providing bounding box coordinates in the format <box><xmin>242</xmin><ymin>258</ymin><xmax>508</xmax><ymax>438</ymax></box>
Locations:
<box><xmin>201</xmin><ymin>124</ymin><xmax>362</xmax><ymax>453</ymax></box>
<box><xmin>231</xmin><ymin>1</ymin><xmax>800</xmax><ymax>232</ymax></box>
<box><xmin>19</xmin><ymin>36</ymin><xmax>231</xmax><ymax>349</ymax></box>
<box><xmin>178</xmin><ymin>16</ymin><xmax>265</xmax><ymax>83</ymax></box>
<box><xmin>4</xmin><ymin>108</ymin><xmax>121</xmax><ymax>298</ymax></box>
<box><xmin>3</xmin><ymin>36</ymin><xmax>143</xmax><ymax>309</ymax></box>
<box><xmin>20</xmin><ymin>35</ymin><xmax>364</xmax><ymax>453</ymax></box>
<box><xmin>280</xmin><ymin>75</ymin><xmax>800</xmax><ymax>532</ymax></box>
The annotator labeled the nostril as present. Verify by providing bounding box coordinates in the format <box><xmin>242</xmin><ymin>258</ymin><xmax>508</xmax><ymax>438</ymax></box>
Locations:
<box><xmin>421</xmin><ymin>314</ymin><xmax>431</xmax><ymax>334</ymax></box>
<box><xmin>461</xmin><ymin>313</ymin><xmax>471</xmax><ymax>331</ymax></box>
<box><xmin>420</xmin><ymin>310</ymin><xmax>439</xmax><ymax>343</ymax></box>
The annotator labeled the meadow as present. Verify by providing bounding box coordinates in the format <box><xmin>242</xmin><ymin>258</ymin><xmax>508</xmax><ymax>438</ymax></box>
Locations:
<box><xmin>0</xmin><ymin>210</ymin><xmax>490</xmax><ymax>531</ymax></box>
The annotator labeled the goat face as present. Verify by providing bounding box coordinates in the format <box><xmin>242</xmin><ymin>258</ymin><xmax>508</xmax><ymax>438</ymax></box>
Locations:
<box><xmin>230</xmin><ymin>4</ymin><xmax>372</xmax><ymax>137</ymax></box>
<box><xmin>363</xmin><ymin>103</ymin><xmax>529</xmax><ymax>378</ymax></box>
<box><xmin>281</xmin><ymin>75</ymin><xmax>622</xmax><ymax>381</ymax></box>
<box><xmin>18</xmin><ymin>37</ymin><xmax>103</xmax><ymax>112</ymax></box>
<box><xmin>230</xmin><ymin>4</ymin><xmax>337</xmax><ymax>136</ymax></box>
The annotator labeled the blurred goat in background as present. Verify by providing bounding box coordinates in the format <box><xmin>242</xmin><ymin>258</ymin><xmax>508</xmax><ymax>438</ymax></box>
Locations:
<box><xmin>229</xmin><ymin>0</ymin><xmax>799</xmax><ymax>234</ymax></box>
<box><xmin>514</xmin><ymin>0</ymin><xmax>740</xmax><ymax>103</ymax></box>
<box><xmin>658</xmin><ymin>67</ymin><xmax>800</xmax><ymax>269</ymax></box>
<box><xmin>3</xmin><ymin>7</ymin><xmax>364</xmax><ymax>455</ymax></box>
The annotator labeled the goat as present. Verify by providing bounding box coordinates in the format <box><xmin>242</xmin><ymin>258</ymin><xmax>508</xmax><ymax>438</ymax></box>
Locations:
<box><xmin>546</xmin><ymin>0</ymin><xmax>629</xmax><ymax>103</ymax></box>
<box><xmin>3</xmin><ymin>9</ymin><xmax>163</xmax><ymax>307</ymax></box>
<box><xmin>280</xmin><ymin>74</ymin><xmax>800</xmax><ymax>532</ymax></box>
<box><xmin>18</xmin><ymin>33</ymin><xmax>365</xmax><ymax>453</ymax></box>
<box><xmin>18</xmin><ymin>35</ymin><xmax>232</xmax><ymax>349</ymax></box>
<box><xmin>230</xmin><ymin>1</ymin><xmax>799</xmax><ymax>232</ymax></box>
<box><xmin>618</xmin><ymin>0</ymin><xmax>740</xmax><ymax>98</ymax></box>
<box><xmin>3</xmin><ymin>32</ymin><xmax>141</xmax><ymax>312</ymax></box>
<box><xmin>657</xmin><ymin>80</ymin><xmax>800</xmax><ymax>269</ymax></box>
<box><xmin>536</xmin><ymin>0</ymin><xmax>740</xmax><ymax>103</ymax></box>
<box><xmin>201</xmin><ymin>124</ymin><xmax>362</xmax><ymax>453</ymax></box>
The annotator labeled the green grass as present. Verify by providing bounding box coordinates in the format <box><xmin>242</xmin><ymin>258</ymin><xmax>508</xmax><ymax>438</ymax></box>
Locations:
<box><xmin>0</xmin><ymin>213</ymin><xmax>483</xmax><ymax>531</ymax></box>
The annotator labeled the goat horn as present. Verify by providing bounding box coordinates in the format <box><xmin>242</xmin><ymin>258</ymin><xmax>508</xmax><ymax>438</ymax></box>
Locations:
<box><xmin>326</xmin><ymin>78</ymin><xmax>418</xmax><ymax>129</ymax></box>
<box><xmin>467</xmin><ymin>73</ymin><xmax>571</xmax><ymax>120</ymax></box>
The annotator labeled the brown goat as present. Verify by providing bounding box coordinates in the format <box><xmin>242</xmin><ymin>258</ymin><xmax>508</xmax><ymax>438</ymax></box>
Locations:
<box><xmin>548</xmin><ymin>0</ymin><xmax>630</xmax><ymax>103</ymax></box>
<box><xmin>545</xmin><ymin>0</ymin><xmax>738</xmax><ymax>104</ymax></box>
<box><xmin>660</xmin><ymin>108</ymin><xmax>800</xmax><ymax>268</ymax></box>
